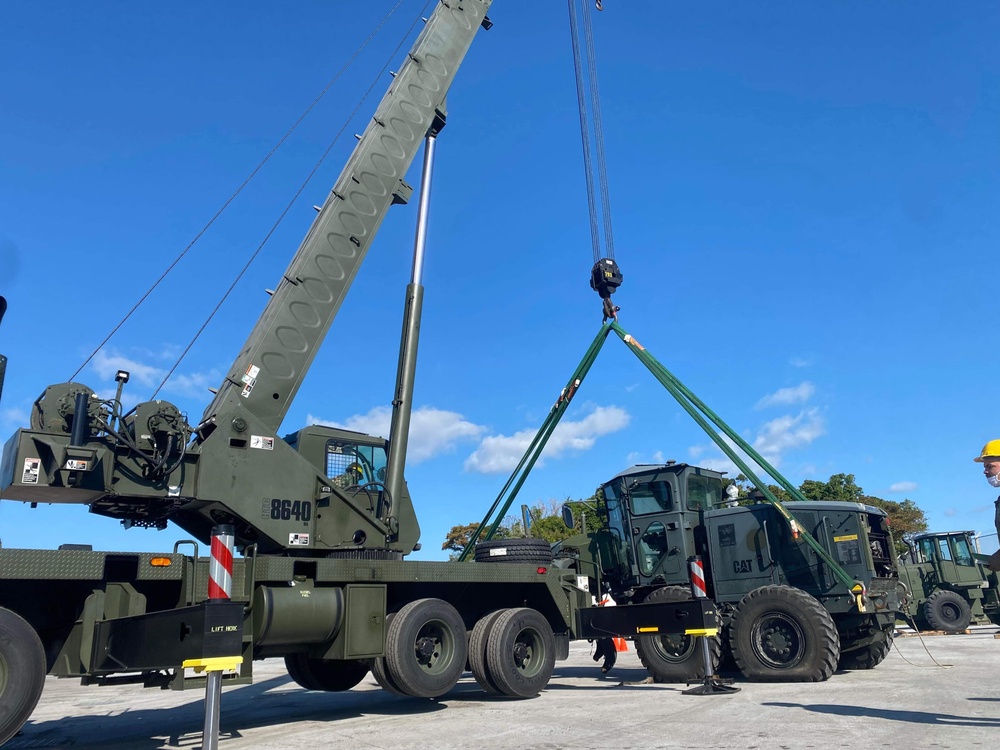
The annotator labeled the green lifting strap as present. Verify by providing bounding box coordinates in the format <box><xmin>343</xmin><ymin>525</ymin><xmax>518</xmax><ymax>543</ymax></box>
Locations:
<box><xmin>457</xmin><ymin>323</ymin><xmax>615</xmax><ymax>562</ymax></box>
<box><xmin>608</xmin><ymin>322</ymin><xmax>860</xmax><ymax>592</ymax></box>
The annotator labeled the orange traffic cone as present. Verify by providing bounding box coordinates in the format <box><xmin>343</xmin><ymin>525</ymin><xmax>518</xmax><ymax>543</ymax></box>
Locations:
<box><xmin>613</xmin><ymin>636</ymin><xmax>628</xmax><ymax>652</ymax></box>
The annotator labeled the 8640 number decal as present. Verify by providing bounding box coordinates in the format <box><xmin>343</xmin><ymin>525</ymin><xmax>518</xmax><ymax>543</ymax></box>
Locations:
<box><xmin>263</xmin><ymin>498</ymin><xmax>312</xmax><ymax>522</ymax></box>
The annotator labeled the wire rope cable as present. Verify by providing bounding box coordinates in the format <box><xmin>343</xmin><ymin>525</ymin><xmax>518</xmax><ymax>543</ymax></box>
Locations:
<box><xmin>581</xmin><ymin>0</ymin><xmax>616</xmax><ymax>261</ymax></box>
<box><xmin>150</xmin><ymin>1</ymin><xmax>434</xmax><ymax>399</ymax></box>
<box><xmin>69</xmin><ymin>0</ymin><xmax>415</xmax><ymax>385</ymax></box>
<box><xmin>566</xmin><ymin>0</ymin><xmax>602</xmax><ymax>264</ymax></box>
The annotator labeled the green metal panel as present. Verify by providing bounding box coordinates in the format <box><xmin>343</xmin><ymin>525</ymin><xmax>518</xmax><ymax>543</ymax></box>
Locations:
<box><xmin>341</xmin><ymin>584</ymin><xmax>386</xmax><ymax>659</ymax></box>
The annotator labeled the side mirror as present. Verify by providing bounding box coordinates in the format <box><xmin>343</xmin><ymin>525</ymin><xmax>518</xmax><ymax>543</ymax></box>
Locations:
<box><xmin>561</xmin><ymin>504</ymin><xmax>575</xmax><ymax>530</ymax></box>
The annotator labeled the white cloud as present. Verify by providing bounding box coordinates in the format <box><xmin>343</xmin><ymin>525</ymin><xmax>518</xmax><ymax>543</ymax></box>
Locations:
<box><xmin>752</xmin><ymin>409</ymin><xmax>825</xmax><ymax>465</ymax></box>
<box><xmin>755</xmin><ymin>382</ymin><xmax>815</xmax><ymax>410</ymax></box>
<box><xmin>790</xmin><ymin>356</ymin><xmax>813</xmax><ymax>368</ymax></box>
<box><xmin>691</xmin><ymin>409</ymin><xmax>825</xmax><ymax>475</ymax></box>
<box><xmin>696</xmin><ymin>456</ymin><xmax>740</xmax><ymax>475</ymax></box>
<box><xmin>88</xmin><ymin>348</ymin><xmax>221</xmax><ymax>399</ymax></box>
<box><xmin>308</xmin><ymin>406</ymin><xmax>484</xmax><ymax>464</ymax></box>
<box><xmin>623</xmin><ymin>449</ymin><xmax>667</xmax><ymax>467</ymax></box>
<box><xmin>91</xmin><ymin>349</ymin><xmax>164</xmax><ymax>388</ymax></box>
<box><xmin>943</xmin><ymin>508</ymin><xmax>957</xmax><ymax>517</ymax></box>
<box><xmin>888</xmin><ymin>481</ymin><xmax>918</xmax><ymax>493</ymax></box>
<box><xmin>465</xmin><ymin>406</ymin><xmax>630</xmax><ymax>474</ymax></box>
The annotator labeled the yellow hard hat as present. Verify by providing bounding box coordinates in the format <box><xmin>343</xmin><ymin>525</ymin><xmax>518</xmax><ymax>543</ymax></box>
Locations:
<box><xmin>974</xmin><ymin>440</ymin><xmax>1000</xmax><ymax>462</ymax></box>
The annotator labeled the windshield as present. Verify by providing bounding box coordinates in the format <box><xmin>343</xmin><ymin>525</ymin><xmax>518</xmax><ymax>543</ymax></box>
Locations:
<box><xmin>326</xmin><ymin>440</ymin><xmax>386</xmax><ymax>488</ymax></box>
<box><xmin>629</xmin><ymin>480</ymin><xmax>673</xmax><ymax>515</ymax></box>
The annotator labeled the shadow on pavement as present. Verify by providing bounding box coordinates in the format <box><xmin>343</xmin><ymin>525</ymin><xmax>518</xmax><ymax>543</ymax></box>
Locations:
<box><xmin>15</xmin><ymin>674</ymin><xmax>446</xmax><ymax>749</ymax></box>
<box><xmin>764</xmin><ymin>702</ymin><xmax>1000</xmax><ymax>727</ymax></box>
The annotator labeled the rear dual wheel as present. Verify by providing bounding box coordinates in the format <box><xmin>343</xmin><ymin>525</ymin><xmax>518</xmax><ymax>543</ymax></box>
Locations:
<box><xmin>475</xmin><ymin>608</ymin><xmax>556</xmax><ymax>698</ymax></box>
<box><xmin>469</xmin><ymin>610</ymin><xmax>507</xmax><ymax>694</ymax></box>
<box><xmin>374</xmin><ymin>599</ymin><xmax>468</xmax><ymax>699</ymax></box>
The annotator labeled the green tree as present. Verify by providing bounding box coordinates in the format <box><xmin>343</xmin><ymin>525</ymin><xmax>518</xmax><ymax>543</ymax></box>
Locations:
<box><xmin>799</xmin><ymin>473</ymin><xmax>863</xmax><ymax>503</ymax></box>
<box><xmin>441</xmin><ymin>520</ymin><xmax>517</xmax><ymax>560</ymax></box>
<box><xmin>723</xmin><ymin>474</ymin><xmax>791</xmax><ymax>505</ymax></box>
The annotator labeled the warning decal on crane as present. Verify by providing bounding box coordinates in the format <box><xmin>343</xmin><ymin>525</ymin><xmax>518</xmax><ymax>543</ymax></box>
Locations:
<box><xmin>250</xmin><ymin>436</ymin><xmax>274</xmax><ymax>450</ymax></box>
<box><xmin>21</xmin><ymin>458</ymin><xmax>40</xmax><ymax>484</ymax></box>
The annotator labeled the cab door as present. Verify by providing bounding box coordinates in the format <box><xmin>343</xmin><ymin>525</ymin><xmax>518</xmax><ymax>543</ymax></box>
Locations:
<box><xmin>626</xmin><ymin>478</ymin><xmax>686</xmax><ymax>584</ymax></box>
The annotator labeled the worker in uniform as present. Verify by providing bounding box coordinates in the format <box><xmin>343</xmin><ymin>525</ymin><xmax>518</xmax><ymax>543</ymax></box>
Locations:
<box><xmin>334</xmin><ymin>462</ymin><xmax>364</xmax><ymax>490</ymax></box>
<box><xmin>974</xmin><ymin>440</ymin><xmax>1000</xmax><ymax>571</ymax></box>
<box><xmin>592</xmin><ymin>637</ymin><xmax>617</xmax><ymax>674</ymax></box>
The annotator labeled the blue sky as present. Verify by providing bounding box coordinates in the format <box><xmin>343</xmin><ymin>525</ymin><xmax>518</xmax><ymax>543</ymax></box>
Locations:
<box><xmin>1</xmin><ymin>1</ymin><xmax>998</xmax><ymax>559</ymax></box>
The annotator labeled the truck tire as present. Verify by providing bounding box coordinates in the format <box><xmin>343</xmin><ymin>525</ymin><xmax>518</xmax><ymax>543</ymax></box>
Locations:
<box><xmin>474</xmin><ymin>538</ymin><xmax>553</xmax><ymax>565</ymax></box>
<box><xmin>838</xmin><ymin>631</ymin><xmax>893</xmax><ymax>671</ymax></box>
<box><xmin>385</xmin><ymin>599</ymin><xmax>468</xmax><ymax>698</ymax></box>
<box><xmin>284</xmin><ymin>654</ymin><xmax>369</xmax><ymax>691</ymax></box>
<box><xmin>371</xmin><ymin>656</ymin><xmax>408</xmax><ymax>696</ymax></box>
<box><xmin>370</xmin><ymin>613</ymin><xmax>408</xmax><ymax>696</ymax></box>
<box><xmin>924</xmin><ymin>590</ymin><xmax>972</xmax><ymax>631</ymax></box>
<box><xmin>485</xmin><ymin>608</ymin><xmax>556</xmax><ymax>698</ymax></box>
<box><xmin>634</xmin><ymin>586</ymin><xmax>720</xmax><ymax>683</ymax></box>
<box><xmin>729</xmin><ymin>585</ymin><xmax>840</xmax><ymax>682</ymax></box>
<box><xmin>0</xmin><ymin>607</ymin><xmax>46</xmax><ymax>746</ymax></box>
<box><xmin>469</xmin><ymin>610</ymin><xmax>506</xmax><ymax>694</ymax></box>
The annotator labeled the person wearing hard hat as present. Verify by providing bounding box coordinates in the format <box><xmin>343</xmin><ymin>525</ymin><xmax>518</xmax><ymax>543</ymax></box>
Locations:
<box><xmin>974</xmin><ymin>440</ymin><xmax>1000</xmax><ymax>571</ymax></box>
<box><xmin>334</xmin><ymin>462</ymin><xmax>364</xmax><ymax>490</ymax></box>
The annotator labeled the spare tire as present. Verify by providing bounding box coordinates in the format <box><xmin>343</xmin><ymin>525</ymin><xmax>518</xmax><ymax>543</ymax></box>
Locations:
<box><xmin>475</xmin><ymin>538</ymin><xmax>553</xmax><ymax>565</ymax></box>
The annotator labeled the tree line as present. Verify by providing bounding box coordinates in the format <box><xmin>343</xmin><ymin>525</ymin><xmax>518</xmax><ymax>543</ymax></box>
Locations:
<box><xmin>442</xmin><ymin>472</ymin><xmax>927</xmax><ymax>558</ymax></box>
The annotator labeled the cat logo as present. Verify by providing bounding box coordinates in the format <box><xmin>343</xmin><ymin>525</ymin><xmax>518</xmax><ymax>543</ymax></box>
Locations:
<box><xmin>733</xmin><ymin>559</ymin><xmax>752</xmax><ymax>574</ymax></box>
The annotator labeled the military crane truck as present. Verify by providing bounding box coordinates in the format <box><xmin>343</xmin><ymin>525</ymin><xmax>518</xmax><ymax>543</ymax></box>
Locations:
<box><xmin>898</xmin><ymin>530</ymin><xmax>1000</xmax><ymax>631</ymax></box>
<box><xmin>0</xmin><ymin>2</ymin><xmax>719</xmax><ymax>744</ymax></box>
<box><xmin>554</xmin><ymin>462</ymin><xmax>907</xmax><ymax>682</ymax></box>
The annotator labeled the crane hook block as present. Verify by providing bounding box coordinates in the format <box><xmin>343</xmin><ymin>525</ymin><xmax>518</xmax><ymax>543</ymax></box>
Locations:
<box><xmin>590</xmin><ymin>258</ymin><xmax>623</xmax><ymax>299</ymax></box>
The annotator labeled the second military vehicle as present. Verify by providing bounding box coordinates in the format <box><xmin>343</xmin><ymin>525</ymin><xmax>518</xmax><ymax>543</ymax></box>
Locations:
<box><xmin>898</xmin><ymin>530</ymin><xmax>1000</xmax><ymax>631</ymax></box>
<box><xmin>556</xmin><ymin>461</ymin><xmax>907</xmax><ymax>682</ymax></box>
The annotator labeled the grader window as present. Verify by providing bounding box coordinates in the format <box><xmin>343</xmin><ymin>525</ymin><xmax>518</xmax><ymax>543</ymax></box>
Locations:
<box><xmin>629</xmin><ymin>481</ymin><xmax>672</xmax><ymax>515</ymax></box>
<box><xmin>916</xmin><ymin>538</ymin><xmax>935</xmax><ymax>563</ymax></box>
<box><xmin>937</xmin><ymin>538</ymin><xmax>953</xmax><ymax>562</ymax></box>
<box><xmin>687</xmin><ymin>475</ymin><xmax>723</xmax><ymax>511</ymax></box>
<box><xmin>951</xmin><ymin>535</ymin><xmax>974</xmax><ymax>567</ymax></box>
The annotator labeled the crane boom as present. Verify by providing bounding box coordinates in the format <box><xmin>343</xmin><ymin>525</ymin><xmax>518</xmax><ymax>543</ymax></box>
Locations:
<box><xmin>202</xmin><ymin>0</ymin><xmax>493</xmax><ymax>435</ymax></box>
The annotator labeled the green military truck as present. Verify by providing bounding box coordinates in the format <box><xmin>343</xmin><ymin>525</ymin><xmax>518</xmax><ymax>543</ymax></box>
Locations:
<box><xmin>555</xmin><ymin>462</ymin><xmax>907</xmax><ymax>683</ymax></box>
<box><xmin>0</xmin><ymin>2</ymin><xmax>720</xmax><ymax>744</ymax></box>
<box><xmin>897</xmin><ymin>530</ymin><xmax>1000</xmax><ymax>631</ymax></box>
